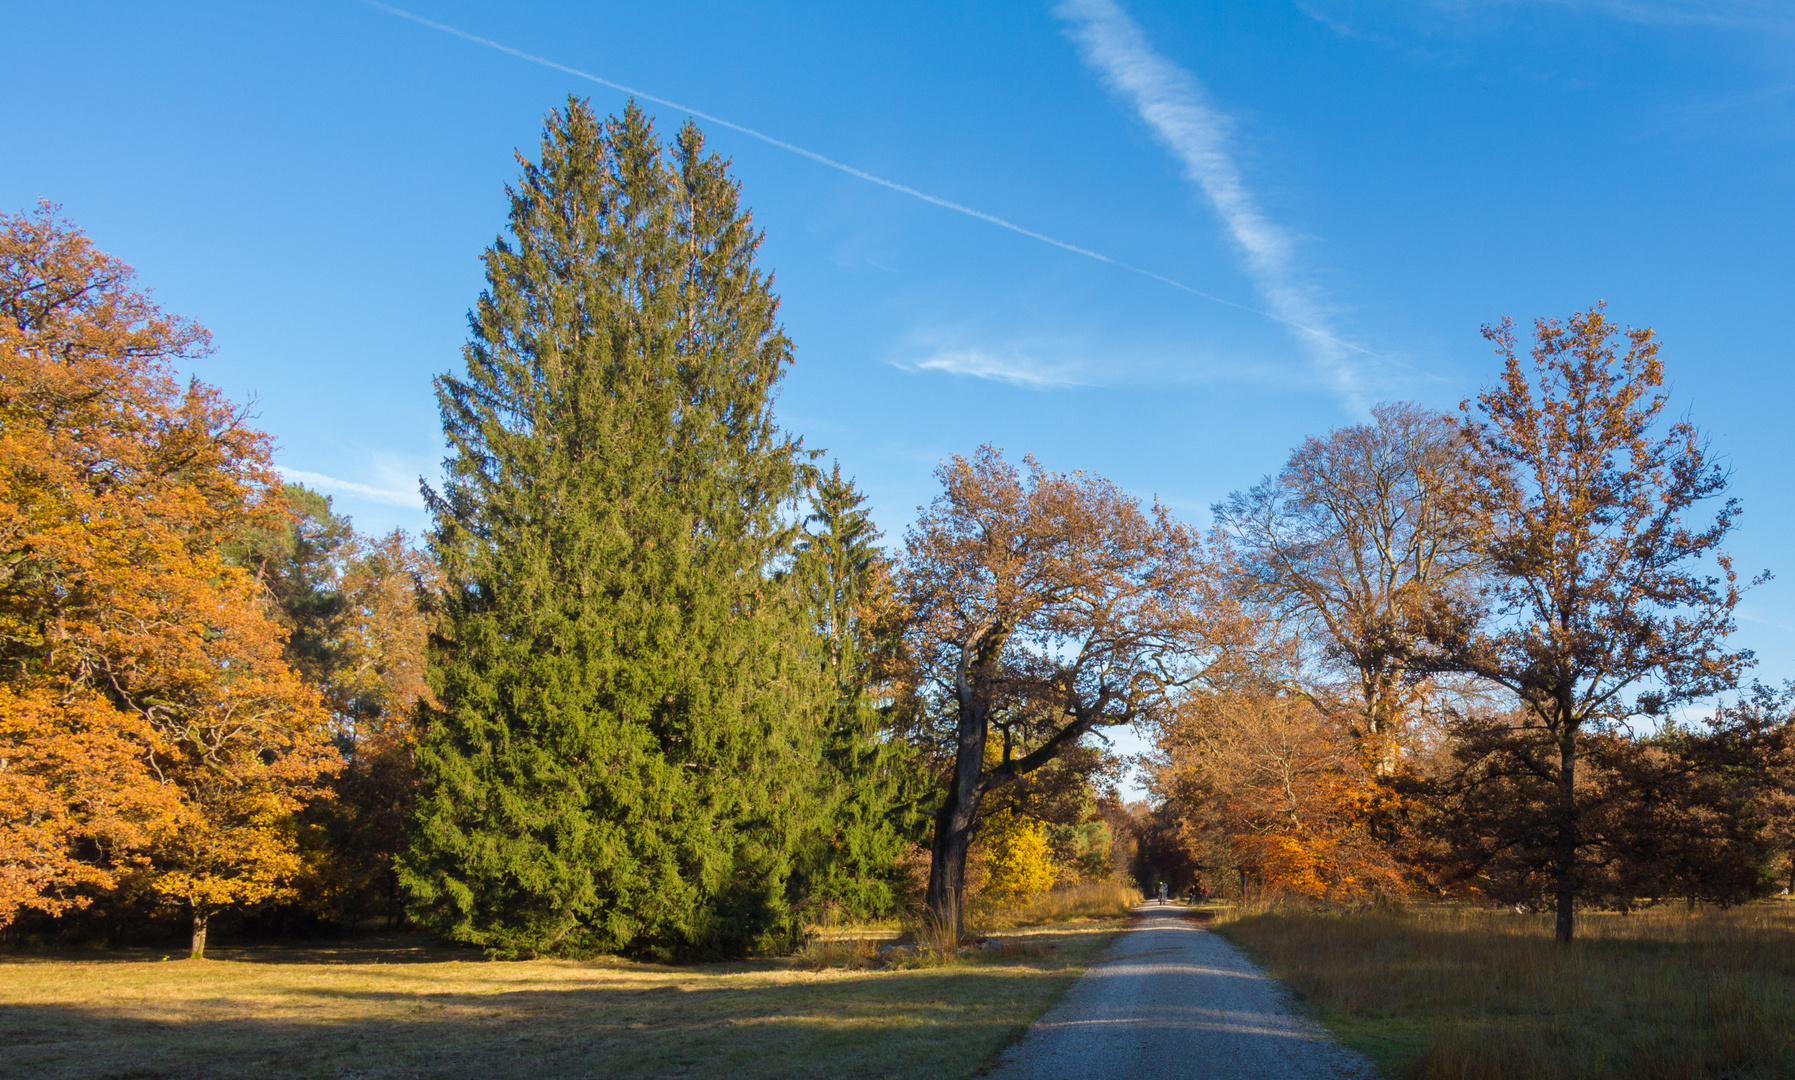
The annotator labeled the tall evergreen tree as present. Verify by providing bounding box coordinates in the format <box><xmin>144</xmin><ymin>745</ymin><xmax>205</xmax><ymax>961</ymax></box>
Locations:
<box><xmin>399</xmin><ymin>99</ymin><xmax>826</xmax><ymax>958</ymax></box>
<box><xmin>791</xmin><ymin>465</ymin><xmax>927</xmax><ymax>919</ymax></box>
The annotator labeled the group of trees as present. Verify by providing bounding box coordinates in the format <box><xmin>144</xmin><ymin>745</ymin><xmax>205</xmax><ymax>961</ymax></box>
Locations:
<box><xmin>1156</xmin><ymin>312</ymin><xmax>1791</xmax><ymax>941</ymax></box>
<box><xmin>0</xmin><ymin>199</ymin><xmax>443</xmax><ymax>957</ymax></box>
<box><xmin>3</xmin><ymin>98</ymin><xmax>1789</xmax><ymax>957</ymax></box>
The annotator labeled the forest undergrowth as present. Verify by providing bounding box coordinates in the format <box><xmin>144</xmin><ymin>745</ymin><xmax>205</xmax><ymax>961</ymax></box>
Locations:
<box><xmin>1215</xmin><ymin>900</ymin><xmax>1795</xmax><ymax>1080</ymax></box>
<box><xmin>798</xmin><ymin>880</ymin><xmax>1139</xmax><ymax>971</ymax></box>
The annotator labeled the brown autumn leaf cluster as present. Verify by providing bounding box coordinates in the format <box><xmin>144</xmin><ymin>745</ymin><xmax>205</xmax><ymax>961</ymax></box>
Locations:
<box><xmin>1152</xmin><ymin>687</ymin><xmax>1410</xmax><ymax>903</ymax></box>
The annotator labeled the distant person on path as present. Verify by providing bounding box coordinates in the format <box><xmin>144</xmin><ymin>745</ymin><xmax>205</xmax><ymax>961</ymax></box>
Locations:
<box><xmin>1156</xmin><ymin>881</ymin><xmax>1168</xmax><ymax>904</ymax></box>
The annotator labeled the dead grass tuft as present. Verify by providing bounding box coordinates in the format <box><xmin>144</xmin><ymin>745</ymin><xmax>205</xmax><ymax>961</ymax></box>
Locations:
<box><xmin>795</xmin><ymin>932</ymin><xmax>882</xmax><ymax>972</ymax></box>
<box><xmin>1213</xmin><ymin>900</ymin><xmax>1795</xmax><ymax>1080</ymax></box>
<box><xmin>970</xmin><ymin>880</ymin><xmax>1140</xmax><ymax>930</ymax></box>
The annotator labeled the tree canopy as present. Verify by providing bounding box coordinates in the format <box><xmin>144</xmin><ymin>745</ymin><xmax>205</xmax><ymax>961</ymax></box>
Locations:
<box><xmin>0</xmin><ymin>203</ymin><xmax>335</xmax><ymax>956</ymax></box>
<box><xmin>903</xmin><ymin>446</ymin><xmax>1220</xmax><ymax>935</ymax></box>
<box><xmin>3</xmin><ymin>144</ymin><xmax>1787</xmax><ymax>962</ymax></box>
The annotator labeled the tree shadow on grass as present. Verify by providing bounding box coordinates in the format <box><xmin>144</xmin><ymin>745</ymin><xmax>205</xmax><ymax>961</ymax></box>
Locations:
<box><xmin>1</xmin><ymin>955</ymin><xmax>1089</xmax><ymax>1080</ymax></box>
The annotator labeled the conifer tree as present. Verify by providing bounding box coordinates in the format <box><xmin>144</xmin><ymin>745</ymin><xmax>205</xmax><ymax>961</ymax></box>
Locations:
<box><xmin>400</xmin><ymin>99</ymin><xmax>826</xmax><ymax>957</ymax></box>
<box><xmin>791</xmin><ymin>465</ymin><xmax>926</xmax><ymax>919</ymax></box>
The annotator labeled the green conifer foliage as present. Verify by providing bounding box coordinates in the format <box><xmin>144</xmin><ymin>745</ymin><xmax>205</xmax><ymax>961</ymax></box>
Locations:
<box><xmin>399</xmin><ymin>99</ymin><xmax>826</xmax><ymax>958</ymax></box>
<box><xmin>229</xmin><ymin>483</ymin><xmax>354</xmax><ymax>691</ymax></box>
<box><xmin>791</xmin><ymin>466</ymin><xmax>928</xmax><ymax>919</ymax></box>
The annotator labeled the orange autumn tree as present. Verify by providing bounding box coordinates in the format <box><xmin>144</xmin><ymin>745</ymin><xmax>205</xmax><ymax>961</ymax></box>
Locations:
<box><xmin>0</xmin><ymin>202</ymin><xmax>335</xmax><ymax>955</ymax></box>
<box><xmin>0</xmin><ymin>688</ymin><xmax>176</xmax><ymax>925</ymax></box>
<box><xmin>1153</xmin><ymin>686</ymin><xmax>1408</xmax><ymax>902</ymax></box>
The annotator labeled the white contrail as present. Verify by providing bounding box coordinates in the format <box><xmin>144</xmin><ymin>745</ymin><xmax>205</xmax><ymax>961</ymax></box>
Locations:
<box><xmin>1056</xmin><ymin>0</ymin><xmax>1366</xmax><ymax>405</ymax></box>
<box><xmin>354</xmin><ymin>0</ymin><xmax>1374</xmax><ymax>359</ymax></box>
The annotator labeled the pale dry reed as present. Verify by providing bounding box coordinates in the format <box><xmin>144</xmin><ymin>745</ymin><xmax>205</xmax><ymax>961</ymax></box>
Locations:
<box><xmin>1216</xmin><ymin>902</ymin><xmax>1795</xmax><ymax>1080</ymax></box>
<box><xmin>970</xmin><ymin>880</ymin><xmax>1141</xmax><ymax>931</ymax></box>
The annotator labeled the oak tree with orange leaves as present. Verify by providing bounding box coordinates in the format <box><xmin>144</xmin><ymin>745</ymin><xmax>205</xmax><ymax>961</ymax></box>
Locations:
<box><xmin>903</xmin><ymin>447</ymin><xmax>1225</xmax><ymax>936</ymax></box>
<box><xmin>1424</xmin><ymin>306</ymin><xmax>1754</xmax><ymax>943</ymax></box>
<box><xmin>0</xmin><ymin>203</ymin><xmax>335</xmax><ymax>956</ymax></box>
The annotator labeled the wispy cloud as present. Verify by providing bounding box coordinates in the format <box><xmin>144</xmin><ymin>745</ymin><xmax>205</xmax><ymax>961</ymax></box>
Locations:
<box><xmin>903</xmin><ymin>348</ymin><xmax>1089</xmax><ymax>389</ymax></box>
<box><xmin>1056</xmin><ymin>0</ymin><xmax>1366</xmax><ymax>407</ymax></box>
<box><xmin>1738</xmin><ymin>610</ymin><xmax>1795</xmax><ymax>634</ymax></box>
<box><xmin>277</xmin><ymin>467</ymin><xmax>425</xmax><ymax>508</ymax></box>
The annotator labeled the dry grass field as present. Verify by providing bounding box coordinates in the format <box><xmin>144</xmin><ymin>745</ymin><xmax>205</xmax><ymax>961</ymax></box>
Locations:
<box><xmin>0</xmin><ymin>890</ymin><xmax>1138</xmax><ymax>1080</ymax></box>
<box><xmin>1215</xmin><ymin>900</ymin><xmax>1795</xmax><ymax>1080</ymax></box>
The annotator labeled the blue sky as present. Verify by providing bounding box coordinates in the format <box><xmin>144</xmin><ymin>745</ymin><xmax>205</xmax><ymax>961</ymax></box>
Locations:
<box><xmin>5</xmin><ymin>0</ymin><xmax>1793</xmax><ymax>685</ymax></box>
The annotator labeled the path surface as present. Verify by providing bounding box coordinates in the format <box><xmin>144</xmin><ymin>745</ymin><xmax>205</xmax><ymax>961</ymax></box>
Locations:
<box><xmin>985</xmin><ymin>904</ymin><xmax>1378</xmax><ymax>1080</ymax></box>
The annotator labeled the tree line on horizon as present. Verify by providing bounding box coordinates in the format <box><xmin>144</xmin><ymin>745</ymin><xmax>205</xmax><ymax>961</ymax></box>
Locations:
<box><xmin>2</xmin><ymin>98</ymin><xmax>1790</xmax><ymax>959</ymax></box>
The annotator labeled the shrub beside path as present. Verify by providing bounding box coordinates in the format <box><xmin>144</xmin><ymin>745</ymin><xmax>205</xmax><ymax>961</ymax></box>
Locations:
<box><xmin>984</xmin><ymin>904</ymin><xmax>1377</xmax><ymax>1080</ymax></box>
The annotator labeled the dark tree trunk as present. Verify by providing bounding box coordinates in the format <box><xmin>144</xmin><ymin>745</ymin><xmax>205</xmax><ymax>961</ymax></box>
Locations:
<box><xmin>924</xmin><ymin>656</ymin><xmax>995</xmax><ymax>942</ymax></box>
<box><xmin>925</xmin><ymin>800</ymin><xmax>974</xmax><ymax>941</ymax></box>
<box><xmin>1554</xmin><ymin>721</ymin><xmax>1578</xmax><ymax>944</ymax></box>
<box><xmin>190</xmin><ymin>904</ymin><xmax>210</xmax><ymax>961</ymax></box>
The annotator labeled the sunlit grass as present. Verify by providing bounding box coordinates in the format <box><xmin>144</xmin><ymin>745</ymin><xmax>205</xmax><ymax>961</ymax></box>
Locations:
<box><xmin>0</xmin><ymin>904</ymin><xmax>1130</xmax><ymax>1080</ymax></box>
<box><xmin>793</xmin><ymin>879</ymin><xmax>1140</xmax><ymax>973</ymax></box>
<box><xmin>1214</xmin><ymin>900</ymin><xmax>1795</xmax><ymax>1080</ymax></box>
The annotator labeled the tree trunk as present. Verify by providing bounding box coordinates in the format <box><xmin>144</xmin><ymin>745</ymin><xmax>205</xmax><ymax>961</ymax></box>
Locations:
<box><xmin>190</xmin><ymin>904</ymin><xmax>210</xmax><ymax>960</ymax></box>
<box><xmin>1554</xmin><ymin>722</ymin><xmax>1578</xmax><ymax>944</ymax></box>
<box><xmin>925</xmin><ymin>800</ymin><xmax>974</xmax><ymax>941</ymax></box>
<box><xmin>924</xmin><ymin>679</ymin><xmax>991</xmax><ymax>942</ymax></box>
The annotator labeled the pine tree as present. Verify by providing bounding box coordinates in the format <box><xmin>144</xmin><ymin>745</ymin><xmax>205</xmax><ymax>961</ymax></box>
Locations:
<box><xmin>231</xmin><ymin>484</ymin><xmax>356</xmax><ymax>694</ymax></box>
<box><xmin>791</xmin><ymin>465</ymin><xmax>927</xmax><ymax>919</ymax></box>
<box><xmin>399</xmin><ymin>99</ymin><xmax>827</xmax><ymax>958</ymax></box>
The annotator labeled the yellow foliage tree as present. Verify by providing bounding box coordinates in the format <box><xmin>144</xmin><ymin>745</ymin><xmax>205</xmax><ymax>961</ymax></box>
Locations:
<box><xmin>978</xmin><ymin>808</ymin><xmax>1058</xmax><ymax>905</ymax></box>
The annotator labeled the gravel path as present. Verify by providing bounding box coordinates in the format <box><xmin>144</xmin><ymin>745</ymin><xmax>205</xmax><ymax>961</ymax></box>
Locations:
<box><xmin>985</xmin><ymin>904</ymin><xmax>1378</xmax><ymax>1080</ymax></box>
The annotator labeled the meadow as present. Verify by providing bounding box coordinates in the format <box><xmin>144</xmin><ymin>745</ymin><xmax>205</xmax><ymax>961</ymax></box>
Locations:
<box><xmin>1216</xmin><ymin>900</ymin><xmax>1795</xmax><ymax>1080</ymax></box>
<box><xmin>0</xmin><ymin>884</ymin><xmax>1138</xmax><ymax>1080</ymax></box>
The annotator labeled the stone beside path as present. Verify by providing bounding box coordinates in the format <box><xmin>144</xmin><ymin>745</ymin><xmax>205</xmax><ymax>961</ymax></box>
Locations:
<box><xmin>984</xmin><ymin>904</ymin><xmax>1379</xmax><ymax>1080</ymax></box>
